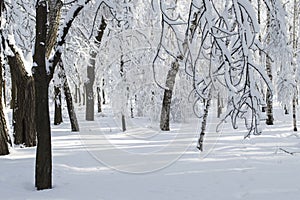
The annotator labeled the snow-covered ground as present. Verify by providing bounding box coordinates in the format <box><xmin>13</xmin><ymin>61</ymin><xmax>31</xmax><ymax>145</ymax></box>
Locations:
<box><xmin>1</xmin><ymin>105</ymin><xmax>300</xmax><ymax>200</ymax></box>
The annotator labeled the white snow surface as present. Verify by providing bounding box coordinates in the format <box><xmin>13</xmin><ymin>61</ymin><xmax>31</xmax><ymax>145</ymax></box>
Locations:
<box><xmin>1</xmin><ymin>105</ymin><xmax>300</xmax><ymax>200</ymax></box>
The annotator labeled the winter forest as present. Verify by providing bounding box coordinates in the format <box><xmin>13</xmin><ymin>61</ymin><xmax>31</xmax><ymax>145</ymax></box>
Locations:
<box><xmin>1</xmin><ymin>0</ymin><xmax>300</xmax><ymax>199</ymax></box>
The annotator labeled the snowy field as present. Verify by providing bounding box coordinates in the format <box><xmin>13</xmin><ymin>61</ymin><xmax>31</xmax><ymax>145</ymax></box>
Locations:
<box><xmin>1</xmin><ymin>105</ymin><xmax>300</xmax><ymax>200</ymax></box>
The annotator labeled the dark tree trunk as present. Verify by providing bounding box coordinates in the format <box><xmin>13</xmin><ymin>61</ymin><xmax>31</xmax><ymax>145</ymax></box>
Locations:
<box><xmin>7</xmin><ymin>47</ymin><xmax>36</xmax><ymax>147</ymax></box>
<box><xmin>24</xmin><ymin>78</ymin><xmax>36</xmax><ymax>146</ymax></box>
<box><xmin>102</xmin><ymin>79</ymin><xmax>106</xmax><ymax>104</ymax></box>
<box><xmin>85</xmin><ymin>16</ymin><xmax>107</xmax><ymax>121</ymax></box>
<box><xmin>49</xmin><ymin>0</ymin><xmax>63</xmax><ymax>126</ymax></box>
<box><xmin>10</xmin><ymin>79</ymin><xmax>16</xmax><ymax>109</ymax></box>
<box><xmin>33</xmin><ymin>1</ymin><xmax>52</xmax><ymax>190</ymax></box>
<box><xmin>160</xmin><ymin>61</ymin><xmax>179</xmax><ymax>131</ymax></box>
<box><xmin>284</xmin><ymin>105</ymin><xmax>289</xmax><ymax>114</ymax></box>
<box><xmin>0</xmin><ymin>101</ymin><xmax>9</xmax><ymax>155</ymax></box>
<box><xmin>0</xmin><ymin>54</ymin><xmax>9</xmax><ymax>155</ymax></box>
<box><xmin>77</xmin><ymin>87</ymin><xmax>81</xmax><ymax>104</ymax></box>
<box><xmin>97</xmin><ymin>87</ymin><xmax>102</xmax><ymax>113</ymax></box>
<box><xmin>74</xmin><ymin>85</ymin><xmax>78</xmax><ymax>103</ymax></box>
<box><xmin>217</xmin><ymin>92</ymin><xmax>222</xmax><ymax>118</ymax></box>
<box><xmin>59</xmin><ymin>61</ymin><xmax>79</xmax><ymax>132</ymax></box>
<box><xmin>2</xmin><ymin>71</ymin><xmax>6</xmax><ymax>106</ymax></box>
<box><xmin>82</xmin><ymin>86</ymin><xmax>85</xmax><ymax>106</ymax></box>
<box><xmin>122</xmin><ymin>114</ymin><xmax>126</xmax><ymax>132</ymax></box>
<box><xmin>54</xmin><ymin>85</ymin><xmax>63</xmax><ymax>125</ymax></box>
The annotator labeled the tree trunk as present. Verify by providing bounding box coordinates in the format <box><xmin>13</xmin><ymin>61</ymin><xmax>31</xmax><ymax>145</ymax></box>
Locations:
<box><xmin>217</xmin><ymin>92</ymin><xmax>222</xmax><ymax>118</ymax></box>
<box><xmin>265</xmin><ymin>9</ymin><xmax>274</xmax><ymax>125</ymax></box>
<box><xmin>10</xmin><ymin>79</ymin><xmax>16</xmax><ymax>109</ymax></box>
<box><xmin>292</xmin><ymin>0</ymin><xmax>298</xmax><ymax>132</ymax></box>
<box><xmin>82</xmin><ymin>86</ymin><xmax>85</xmax><ymax>106</ymax></box>
<box><xmin>85</xmin><ymin>16</ymin><xmax>107</xmax><ymax>121</ymax></box>
<box><xmin>46</xmin><ymin>0</ymin><xmax>63</xmax><ymax>58</ymax></box>
<box><xmin>160</xmin><ymin>61</ymin><xmax>179</xmax><ymax>131</ymax></box>
<box><xmin>74</xmin><ymin>85</ymin><xmax>78</xmax><ymax>103</ymax></box>
<box><xmin>33</xmin><ymin>1</ymin><xmax>52</xmax><ymax>190</ymax></box>
<box><xmin>2</xmin><ymin>71</ymin><xmax>6</xmax><ymax>106</ymax></box>
<box><xmin>0</xmin><ymin>54</ymin><xmax>9</xmax><ymax>155</ymax></box>
<box><xmin>293</xmin><ymin>96</ymin><xmax>297</xmax><ymax>131</ymax></box>
<box><xmin>265</xmin><ymin>56</ymin><xmax>274</xmax><ymax>125</ymax></box>
<box><xmin>0</xmin><ymin>101</ymin><xmax>9</xmax><ymax>155</ymax></box>
<box><xmin>59</xmin><ymin>60</ymin><xmax>79</xmax><ymax>132</ymax></box>
<box><xmin>85</xmin><ymin>65</ymin><xmax>95</xmax><ymax>120</ymax></box>
<box><xmin>120</xmin><ymin>56</ymin><xmax>127</xmax><ymax>132</ymax></box>
<box><xmin>54</xmin><ymin>85</ymin><xmax>62</xmax><ymax>125</ymax></box>
<box><xmin>284</xmin><ymin>105</ymin><xmax>289</xmax><ymax>114</ymax></box>
<box><xmin>7</xmin><ymin>47</ymin><xmax>36</xmax><ymax>147</ymax></box>
<box><xmin>102</xmin><ymin>79</ymin><xmax>106</xmax><ymax>104</ymax></box>
<box><xmin>97</xmin><ymin>87</ymin><xmax>102</xmax><ymax>113</ymax></box>
<box><xmin>78</xmin><ymin>87</ymin><xmax>81</xmax><ymax>104</ymax></box>
<box><xmin>197</xmin><ymin>95</ymin><xmax>211</xmax><ymax>151</ymax></box>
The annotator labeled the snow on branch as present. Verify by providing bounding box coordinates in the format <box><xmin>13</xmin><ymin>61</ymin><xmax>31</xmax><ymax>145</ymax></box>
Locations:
<box><xmin>48</xmin><ymin>0</ymin><xmax>115</xmax><ymax>81</ymax></box>
<box><xmin>154</xmin><ymin>0</ymin><xmax>273</xmax><ymax>136</ymax></box>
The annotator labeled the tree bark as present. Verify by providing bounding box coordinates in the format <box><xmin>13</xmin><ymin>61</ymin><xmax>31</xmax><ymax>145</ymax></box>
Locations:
<box><xmin>33</xmin><ymin>1</ymin><xmax>52</xmax><ymax>190</ymax></box>
<box><xmin>197</xmin><ymin>95</ymin><xmax>211</xmax><ymax>152</ymax></box>
<box><xmin>54</xmin><ymin>85</ymin><xmax>63</xmax><ymax>125</ymax></box>
<box><xmin>78</xmin><ymin>87</ymin><xmax>81</xmax><ymax>104</ymax></box>
<box><xmin>46</xmin><ymin>0</ymin><xmax>63</xmax><ymax>58</ymax></box>
<box><xmin>74</xmin><ymin>85</ymin><xmax>78</xmax><ymax>103</ymax></box>
<box><xmin>82</xmin><ymin>86</ymin><xmax>85</xmax><ymax>106</ymax></box>
<box><xmin>7</xmin><ymin>46</ymin><xmax>36</xmax><ymax>147</ymax></box>
<box><xmin>120</xmin><ymin>55</ymin><xmax>127</xmax><ymax>131</ymax></box>
<box><xmin>293</xmin><ymin>96</ymin><xmax>297</xmax><ymax>131</ymax></box>
<box><xmin>85</xmin><ymin>16</ymin><xmax>107</xmax><ymax>121</ymax></box>
<box><xmin>59</xmin><ymin>60</ymin><xmax>79</xmax><ymax>132</ymax></box>
<box><xmin>97</xmin><ymin>87</ymin><xmax>102</xmax><ymax>113</ymax></box>
<box><xmin>217</xmin><ymin>92</ymin><xmax>222</xmax><ymax>118</ymax></box>
<box><xmin>265</xmin><ymin>9</ymin><xmax>274</xmax><ymax>125</ymax></box>
<box><xmin>0</xmin><ymin>53</ymin><xmax>9</xmax><ymax>155</ymax></box>
<box><xmin>292</xmin><ymin>0</ymin><xmax>298</xmax><ymax>132</ymax></box>
<box><xmin>2</xmin><ymin>70</ymin><xmax>6</xmax><ymax>106</ymax></box>
<box><xmin>160</xmin><ymin>61</ymin><xmax>179</xmax><ymax>131</ymax></box>
<box><xmin>102</xmin><ymin>79</ymin><xmax>106</xmax><ymax>104</ymax></box>
<box><xmin>265</xmin><ymin>56</ymin><xmax>274</xmax><ymax>125</ymax></box>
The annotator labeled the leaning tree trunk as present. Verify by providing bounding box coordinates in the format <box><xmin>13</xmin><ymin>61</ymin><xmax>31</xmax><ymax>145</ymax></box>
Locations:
<box><xmin>197</xmin><ymin>94</ymin><xmax>211</xmax><ymax>152</ymax></box>
<box><xmin>85</xmin><ymin>16</ymin><xmax>107</xmax><ymax>121</ymax></box>
<box><xmin>160</xmin><ymin>61</ymin><xmax>179</xmax><ymax>131</ymax></box>
<box><xmin>33</xmin><ymin>1</ymin><xmax>52</xmax><ymax>190</ymax></box>
<box><xmin>59</xmin><ymin>60</ymin><xmax>79</xmax><ymax>132</ymax></box>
